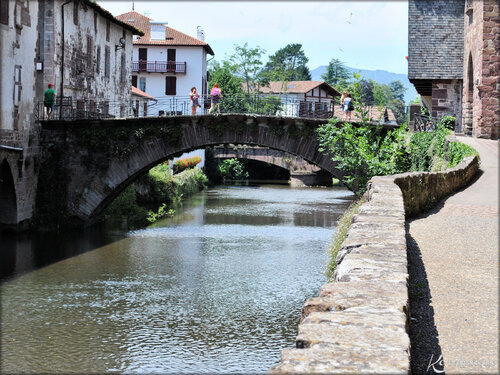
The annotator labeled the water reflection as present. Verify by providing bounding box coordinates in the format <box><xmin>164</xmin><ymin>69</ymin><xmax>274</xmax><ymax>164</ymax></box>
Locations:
<box><xmin>1</xmin><ymin>185</ymin><xmax>354</xmax><ymax>373</ymax></box>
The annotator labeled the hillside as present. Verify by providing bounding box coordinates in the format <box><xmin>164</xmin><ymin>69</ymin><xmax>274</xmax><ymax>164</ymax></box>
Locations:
<box><xmin>311</xmin><ymin>66</ymin><xmax>418</xmax><ymax>105</ymax></box>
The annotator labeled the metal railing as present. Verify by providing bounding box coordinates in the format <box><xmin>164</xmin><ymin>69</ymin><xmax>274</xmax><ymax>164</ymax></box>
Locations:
<box><xmin>35</xmin><ymin>94</ymin><xmax>396</xmax><ymax>123</ymax></box>
<box><xmin>414</xmin><ymin>113</ymin><xmax>436</xmax><ymax>132</ymax></box>
<box><xmin>132</xmin><ymin>61</ymin><xmax>186</xmax><ymax>74</ymax></box>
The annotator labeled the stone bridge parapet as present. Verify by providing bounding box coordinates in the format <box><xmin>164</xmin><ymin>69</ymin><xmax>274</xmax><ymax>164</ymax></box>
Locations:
<box><xmin>271</xmin><ymin>154</ymin><xmax>479</xmax><ymax>373</ymax></box>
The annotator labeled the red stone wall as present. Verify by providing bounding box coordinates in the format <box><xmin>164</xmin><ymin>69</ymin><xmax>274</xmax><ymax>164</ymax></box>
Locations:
<box><xmin>479</xmin><ymin>0</ymin><xmax>499</xmax><ymax>139</ymax></box>
<box><xmin>462</xmin><ymin>0</ymin><xmax>500</xmax><ymax>139</ymax></box>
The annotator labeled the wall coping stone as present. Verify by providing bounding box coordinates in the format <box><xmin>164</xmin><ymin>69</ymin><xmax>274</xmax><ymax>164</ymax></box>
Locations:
<box><xmin>270</xmin><ymin>154</ymin><xmax>479</xmax><ymax>374</ymax></box>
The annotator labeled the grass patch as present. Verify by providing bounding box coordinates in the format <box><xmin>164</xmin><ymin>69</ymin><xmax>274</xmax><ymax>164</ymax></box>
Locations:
<box><xmin>326</xmin><ymin>196</ymin><xmax>365</xmax><ymax>281</ymax></box>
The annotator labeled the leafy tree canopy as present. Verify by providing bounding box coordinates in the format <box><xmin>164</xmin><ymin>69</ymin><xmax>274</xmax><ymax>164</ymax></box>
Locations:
<box><xmin>321</xmin><ymin>58</ymin><xmax>351</xmax><ymax>87</ymax></box>
<box><xmin>208</xmin><ymin>60</ymin><xmax>244</xmax><ymax>95</ymax></box>
<box><xmin>229</xmin><ymin>43</ymin><xmax>266</xmax><ymax>94</ymax></box>
<box><xmin>261</xmin><ymin>43</ymin><xmax>312</xmax><ymax>81</ymax></box>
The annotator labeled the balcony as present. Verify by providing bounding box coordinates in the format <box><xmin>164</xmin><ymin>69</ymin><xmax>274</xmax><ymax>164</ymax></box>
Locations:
<box><xmin>132</xmin><ymin>61</ymin><xmax>186</xmax><ymax>74</ymax></box>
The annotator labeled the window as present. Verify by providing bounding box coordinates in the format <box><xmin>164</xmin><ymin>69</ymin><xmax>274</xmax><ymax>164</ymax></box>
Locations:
<box><xmin>13</xmin><ymin>65</ymin><xmax>21</xmax><ymax>106</ymax></box>
<box><xmin>104</xmin><ymin>46</ymin><xmax>110</xmax><ymax>78</ymax></box>
<box><xmin>0</xmin><ymin>0</ymin><xmax>9</xmax><ymax>25</ymax></box>
<box><xmin>466</xmin><ymin>8</ymin><xmax>473</xmax><ymax>26</ymax></box>
<box><xmin>106</xmin><ymin>20</ymin><xmax>110</xmax><ymax>42</ymax></box>
<box><xmin>139</xmin><ymin>77</ymin><xmax>146</xmax><ymax>92</ymax></box>
<box><xmin>94</xmin><ymin>12</ymin><xmax>97</xmax><ymax>33</ymax></box>
<box><xmin>96</xmin><ymin>45</ymin><xmax>101</xmax><ymax>74</ymax></box>
<box><xmin>165</xmin><ymin>76</ymin><xmax>176</xmax><ymax>95</ymax></box>
<box><xmin>86</xmin><ymin>36</ymin><xmax>93</xmax><ymax>68</ymax></box>
<box><xmin>120</xmin><ymin>54</ymin><xmax>126</xmax><ymax>83</ymax></box>
<box><xmin>132</xmin><ymin>75</ymin><xmax>137</xmax><ymax>88</ymax></box>
<box><xmin>73</xmin><ymin>1</ymin><xmax>78</xmax><ymax>25</ymax></box>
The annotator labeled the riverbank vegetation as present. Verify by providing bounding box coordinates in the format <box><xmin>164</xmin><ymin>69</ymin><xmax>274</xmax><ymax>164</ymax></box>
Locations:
<box><xmin>317</xmin><ymin>73</ymin><xmax>479</xmax><ymax>195</ymax></box>
<box><xmin>326</xmin><ymin>196</ymin><xmax>365</xmax><ymax>280</ymax></box>
<box><xmin>103</xmin><ymin>163</ymin><xmax>207</xmax><ymax>228</ymax></box>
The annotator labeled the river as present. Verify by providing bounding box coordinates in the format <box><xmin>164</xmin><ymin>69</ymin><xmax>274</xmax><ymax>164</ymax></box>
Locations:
<box><xmin>1</xmin><ymin>185</ymin><xmax>354</xmax><ymax>373</ymax></box>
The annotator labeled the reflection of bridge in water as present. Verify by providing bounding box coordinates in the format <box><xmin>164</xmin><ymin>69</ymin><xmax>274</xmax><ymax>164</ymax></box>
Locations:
<box><xmin>212</xmin><ymin>146</ymin><xmax>335</xmax><ymax>186</ymax></box>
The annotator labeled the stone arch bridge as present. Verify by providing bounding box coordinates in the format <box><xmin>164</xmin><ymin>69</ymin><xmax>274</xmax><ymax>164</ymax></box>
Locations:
<box><xmin>211</xmin><ymin>146</ymin><xmax>334</xmax><ymax>186</ymax></box>
<box><xmin>28</xmin><ymin>114</ymin><xmax>396</xmax><ymax>227</ymax></box>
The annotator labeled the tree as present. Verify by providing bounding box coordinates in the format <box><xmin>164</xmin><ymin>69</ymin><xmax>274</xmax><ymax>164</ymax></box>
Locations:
<box><xmin>229</xmin><ymin>43</ymin><xmax>266</xmax><ymax>95</ymax></box>
<box><xmin>372</xmin><ymin>81</ymin><xmax>393</xmax><ymax>106</ymax></box>
<box><xmin>389</xmin><ymin>80</ymin><xmax>407</xmax><ymax>101</ymax></box>
<box><xmin>358</xmin><ymin>79</ymin><xmax>375</xmax><ymax>105</ymax></box>
<box><xmin>208</xmin><ymin>60</ymin><xmax>244</xmax><ymax>95</ymax></box>
<box><xmin>321</xmin><ymin>58</ymin><xmax>351</xmax><ymax>87</ymax></box>
<box><xmin>262</xmin><ymin>43</ymin><xmax>311</xmax><ymax>81</ymax></box>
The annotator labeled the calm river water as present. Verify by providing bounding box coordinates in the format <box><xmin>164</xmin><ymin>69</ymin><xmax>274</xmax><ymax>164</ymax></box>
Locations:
<box><xmin>1</xmin><ymin>185</ymin><xmax>354</xmax><ymax>373</ymax></box>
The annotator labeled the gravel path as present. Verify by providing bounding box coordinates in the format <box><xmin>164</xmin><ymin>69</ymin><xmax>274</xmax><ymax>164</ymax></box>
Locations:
<box><xmin>407</xmin><ymin>137</ymin><xmax>499</xmax><ymax>374</ymax></box>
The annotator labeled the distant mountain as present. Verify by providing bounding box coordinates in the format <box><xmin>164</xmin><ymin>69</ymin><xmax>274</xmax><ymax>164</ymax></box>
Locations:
<box><xmin>311</xmin><ymin>66</ymin><xmax>418</xmax><ymax>105</ymax></box>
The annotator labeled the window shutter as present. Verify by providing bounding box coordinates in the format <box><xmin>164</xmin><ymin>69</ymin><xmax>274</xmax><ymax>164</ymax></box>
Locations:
<box><xmin>132</xmin><ymin>75</ymin><xmax>137</xmax><ymax>88</ymax></box>
<box><xmin>0</xmin><ymin>0</ymin><xmax>9</xmax><ymax>25</ymax></box>
<box><xmin>165</xmin><ymin>76</ymin><xmax>176</xmax><ymax>95</ymax></box>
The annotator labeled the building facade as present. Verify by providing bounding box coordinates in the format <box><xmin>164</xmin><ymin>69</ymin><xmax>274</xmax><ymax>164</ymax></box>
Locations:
<box><xmin>116</xmin><ymin>11</ymin><xmax>214</xmax><ymax>116</ymax></box>
<box><xmin>0</xmin><ymin>0</ymin><xmax>141</xmax><ymax>229</ymax></box>
<box><xmin>408</xmin><ymin>0</ymin><xmax>499</xmax><ymax>139</ymax></box>
<box><xmin>255</xmin><ymin>81</ymin><xmax>340</xmax><ymax>118</ymax></box>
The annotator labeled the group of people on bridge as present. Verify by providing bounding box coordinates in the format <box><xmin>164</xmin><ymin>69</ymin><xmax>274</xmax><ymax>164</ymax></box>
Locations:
<box><xmin>190</xmin><ymin>83</ymin><xmax>223</xmax><ymax>116</ymax></box>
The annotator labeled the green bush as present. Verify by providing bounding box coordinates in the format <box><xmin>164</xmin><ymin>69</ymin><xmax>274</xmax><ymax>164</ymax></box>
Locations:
<box><xmin>447</xmin><ymin>142</ymin><xmax>480</xmax><ymax>167</ymax></box>
<box><xmin>439</xmin><ymin>115</ymin><xmax>456</xmax><ymax>131</ymax></box>
<box><xmin>218</xmin><ymin>158</ymin><xmax>249</xmax><ymax>180</ymax></box>
<box><xmin>317</xmin><ymin>119</ymin><xmax>410</xmax><ymax>194</ymax></box>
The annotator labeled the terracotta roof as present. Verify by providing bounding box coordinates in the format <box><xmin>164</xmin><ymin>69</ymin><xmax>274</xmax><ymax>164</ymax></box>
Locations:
<box><xmin>255</xmin><ymin>81</ymin><xmax>340</xmax><ymax>97</ymax></box>
<box><xmin>131</xmin><ymin>86</ymin><xmax>157</xmax><ymax>101</ymax></box>
<box><xmin>115</xmin><ymin>11</ymin><xmax>214</xmax><ymax>55</ymax></box>
<box><xmin>83</xmin><ymin>1</ymin><xmax>143</xmax><ymax>35</ymax></box>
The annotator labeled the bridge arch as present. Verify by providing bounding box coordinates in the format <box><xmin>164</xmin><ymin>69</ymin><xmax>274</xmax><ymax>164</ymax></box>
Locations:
<box><xmin>39</xmin><ymin>114</ymin><xmax>362</xmax><ymax>226</ymax></box>
<box><xmin>0</xmin><ymin>159</ymin><xmax>18</xmax><ymax>227</ymax></box>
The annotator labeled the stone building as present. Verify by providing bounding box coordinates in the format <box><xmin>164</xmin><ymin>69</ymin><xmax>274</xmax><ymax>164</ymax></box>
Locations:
<box><xmin>408</xmin><ymin>0</ymin><xmax>499</xmax><ymax>139</ymax></box>
<box><xmin>0</xmin><ymin>0</ymin><xmax>142</xmax><ymax>230</ymax></box>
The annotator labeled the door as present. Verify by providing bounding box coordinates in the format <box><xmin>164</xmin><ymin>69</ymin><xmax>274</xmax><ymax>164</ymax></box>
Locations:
<box><xmin>167</xmin><ymin>49</ymin><xmax>176</xmax><ymax>72</ymax></box>
<box><xmin>138</xmin><ymin>48</ymin><xmax>147</xmax><ymax>72</ymax></box>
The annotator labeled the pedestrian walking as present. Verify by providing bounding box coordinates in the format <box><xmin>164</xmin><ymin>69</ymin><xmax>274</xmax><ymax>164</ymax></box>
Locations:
<box><xmin>209</xmin><ymin>83</ymin><xmax>222</xmax><ymax>114</ymax></box>
<box><xmin>44</xmin><ymin>83</ymin><xmax>56</xmax><ymax>119</ymax></box>
<box><xmin>190</xmin><ymin>87</ymin><xmax>201</xmax><ymax>115</ymax></box>
<box><xmin>343</xmin><ymin>93</ymin><xmax>353</xmax><ymax>121</ymax></box>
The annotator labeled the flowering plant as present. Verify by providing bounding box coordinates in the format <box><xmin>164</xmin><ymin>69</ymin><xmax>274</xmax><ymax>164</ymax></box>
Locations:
<box><xmin>173</xmin><ymin>156</ymin><xmax>202</xmax><ymax>173</ymax></box>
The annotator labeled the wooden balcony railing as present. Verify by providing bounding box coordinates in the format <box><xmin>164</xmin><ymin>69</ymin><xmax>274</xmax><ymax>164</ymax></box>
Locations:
<box><xmin>132</xmin><ymin>61</ymin><xmax>187</xmax><ymax>74</ymax></box>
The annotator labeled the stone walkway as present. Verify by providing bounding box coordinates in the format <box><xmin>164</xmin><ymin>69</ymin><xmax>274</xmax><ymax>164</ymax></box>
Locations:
<box><xmin>407</xmin><ymin>137</ymin><xmax>499</xmax><ymax>374</ymax></box>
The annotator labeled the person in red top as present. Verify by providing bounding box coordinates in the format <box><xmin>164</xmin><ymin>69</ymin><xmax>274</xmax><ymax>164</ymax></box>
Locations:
<box><xmin>209</xmin><ymin>83</ymin><xmax>222</xmax><ymax>114</ymax></box>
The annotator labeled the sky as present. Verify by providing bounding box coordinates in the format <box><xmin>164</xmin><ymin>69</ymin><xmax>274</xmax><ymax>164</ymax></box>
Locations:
<box><xmin>98</xmin><ymin>1</ymin><xmax>409</xmax><ymax>75</ymax></box>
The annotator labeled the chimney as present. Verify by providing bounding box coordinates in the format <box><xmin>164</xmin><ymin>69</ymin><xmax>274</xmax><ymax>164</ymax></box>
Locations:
<box><xmin>150</xmin><ymin>21</ymin><xmax>167</xmax><ymax>40</ymax></box>
<box><xmin>196</xmin><ymin>26</ymin><xmax>205</xmax><ymax>41</ymax></box>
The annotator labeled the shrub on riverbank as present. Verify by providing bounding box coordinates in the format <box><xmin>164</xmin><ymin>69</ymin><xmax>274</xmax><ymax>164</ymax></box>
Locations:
<box><xmin>103</xmin><ymin>165</ymin><xmax>207</xmax><ymax>228</ymax></box>
<box><xmin>317</xmin><ymin>121</ymin><xmax>480</xmax><ymax>195</ymax></box>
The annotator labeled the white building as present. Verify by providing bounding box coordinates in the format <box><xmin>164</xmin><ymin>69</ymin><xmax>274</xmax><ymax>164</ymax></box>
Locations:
<box><xmin>253</xmin><ymin>81</ymin><xmax>341</xmax><ymax>118</ymax></box>
<box><xmin>116</xmin><ymin>11</ymin><xmax>215</xmax><ymax>116</ymax></box>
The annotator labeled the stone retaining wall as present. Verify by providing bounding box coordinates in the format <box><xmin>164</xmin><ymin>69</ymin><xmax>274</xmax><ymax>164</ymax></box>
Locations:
<box><xmin>270</xmin><ymin>155</ymin><xmax>479</xmax><ymax>373</ymax></box>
